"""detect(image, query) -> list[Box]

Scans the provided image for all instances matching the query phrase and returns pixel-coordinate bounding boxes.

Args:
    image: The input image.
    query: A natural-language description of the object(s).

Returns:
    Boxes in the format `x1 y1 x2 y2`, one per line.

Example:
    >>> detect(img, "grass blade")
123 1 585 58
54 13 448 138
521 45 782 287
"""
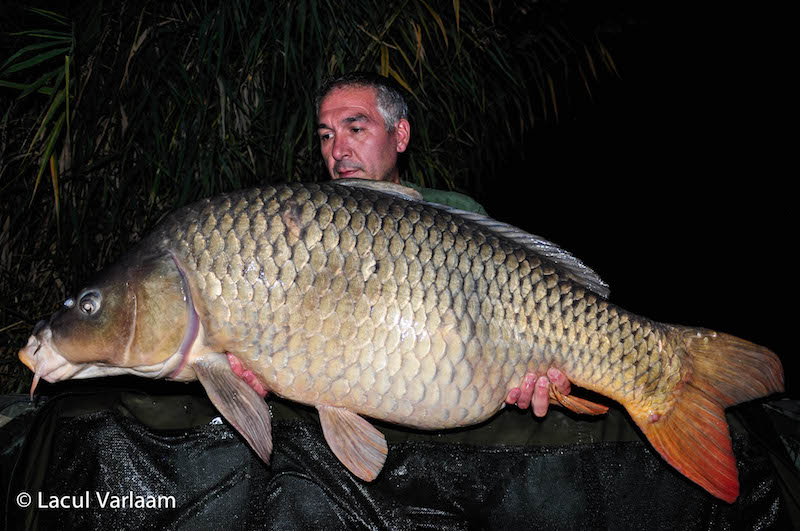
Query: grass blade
1 47 70 75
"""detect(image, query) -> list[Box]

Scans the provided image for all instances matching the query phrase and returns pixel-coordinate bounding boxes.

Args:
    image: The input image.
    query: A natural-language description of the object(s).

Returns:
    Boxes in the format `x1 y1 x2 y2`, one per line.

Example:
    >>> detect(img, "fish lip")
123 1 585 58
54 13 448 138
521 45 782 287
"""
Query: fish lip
19 329 54 398
18 326 81 386
18 334 42 373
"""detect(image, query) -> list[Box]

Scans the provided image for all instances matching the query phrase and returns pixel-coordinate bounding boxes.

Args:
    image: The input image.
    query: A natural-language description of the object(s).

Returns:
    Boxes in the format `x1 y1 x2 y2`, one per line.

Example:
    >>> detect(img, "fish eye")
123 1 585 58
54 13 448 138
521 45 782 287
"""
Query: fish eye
78 291 101 315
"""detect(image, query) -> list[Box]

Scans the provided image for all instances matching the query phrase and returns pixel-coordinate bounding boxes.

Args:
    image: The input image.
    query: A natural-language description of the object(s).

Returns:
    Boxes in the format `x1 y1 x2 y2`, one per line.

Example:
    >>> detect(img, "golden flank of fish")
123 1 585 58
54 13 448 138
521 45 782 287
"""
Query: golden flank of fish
18 180 783 502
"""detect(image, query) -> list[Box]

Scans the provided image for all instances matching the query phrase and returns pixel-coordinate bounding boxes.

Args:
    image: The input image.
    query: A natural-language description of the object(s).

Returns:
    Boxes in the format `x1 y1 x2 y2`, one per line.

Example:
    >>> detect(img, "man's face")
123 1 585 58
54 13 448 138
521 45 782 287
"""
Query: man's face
317 86 410 183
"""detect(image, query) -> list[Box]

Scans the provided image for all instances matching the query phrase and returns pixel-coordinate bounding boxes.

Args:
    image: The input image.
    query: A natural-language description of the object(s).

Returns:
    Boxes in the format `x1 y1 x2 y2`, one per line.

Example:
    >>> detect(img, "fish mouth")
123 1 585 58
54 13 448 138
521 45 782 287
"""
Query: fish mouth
18 325 82 398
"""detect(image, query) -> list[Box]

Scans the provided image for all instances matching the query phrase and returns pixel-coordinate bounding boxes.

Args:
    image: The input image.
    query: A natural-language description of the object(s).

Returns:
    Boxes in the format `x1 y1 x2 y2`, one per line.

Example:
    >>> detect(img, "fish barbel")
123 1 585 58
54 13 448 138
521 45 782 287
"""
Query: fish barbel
18 179 783 502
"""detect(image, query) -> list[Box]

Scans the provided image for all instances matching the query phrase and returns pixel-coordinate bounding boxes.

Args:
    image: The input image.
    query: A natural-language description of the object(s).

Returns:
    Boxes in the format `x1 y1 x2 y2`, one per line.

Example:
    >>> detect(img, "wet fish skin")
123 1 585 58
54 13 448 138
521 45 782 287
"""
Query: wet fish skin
18 180 784 502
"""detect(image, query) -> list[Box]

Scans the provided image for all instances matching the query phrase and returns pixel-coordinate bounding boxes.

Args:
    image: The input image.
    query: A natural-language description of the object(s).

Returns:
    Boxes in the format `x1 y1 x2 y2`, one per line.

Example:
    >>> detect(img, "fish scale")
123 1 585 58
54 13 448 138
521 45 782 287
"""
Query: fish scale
18 179 784 501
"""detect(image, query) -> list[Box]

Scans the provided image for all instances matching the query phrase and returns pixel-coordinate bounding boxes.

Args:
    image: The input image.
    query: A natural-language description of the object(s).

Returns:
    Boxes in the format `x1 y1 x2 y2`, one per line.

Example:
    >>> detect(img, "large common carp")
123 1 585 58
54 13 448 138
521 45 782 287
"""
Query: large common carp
19 180 783 502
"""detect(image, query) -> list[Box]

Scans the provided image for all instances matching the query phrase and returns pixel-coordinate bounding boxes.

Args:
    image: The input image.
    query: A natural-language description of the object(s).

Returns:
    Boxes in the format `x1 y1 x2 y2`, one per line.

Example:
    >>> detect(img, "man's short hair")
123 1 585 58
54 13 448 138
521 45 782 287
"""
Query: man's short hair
316 72 409 132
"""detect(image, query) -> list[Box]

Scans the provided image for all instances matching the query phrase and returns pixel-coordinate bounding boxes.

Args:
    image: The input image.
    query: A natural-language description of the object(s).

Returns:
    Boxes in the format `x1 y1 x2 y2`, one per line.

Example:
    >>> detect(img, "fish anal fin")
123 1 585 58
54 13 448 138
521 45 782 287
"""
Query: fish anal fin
550 385 609 415
193 355 273 464
317 405 387 481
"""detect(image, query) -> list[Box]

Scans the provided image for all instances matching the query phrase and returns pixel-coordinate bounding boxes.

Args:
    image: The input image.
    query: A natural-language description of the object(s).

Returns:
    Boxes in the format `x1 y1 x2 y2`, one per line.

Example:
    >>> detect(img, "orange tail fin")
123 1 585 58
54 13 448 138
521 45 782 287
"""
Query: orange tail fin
631 328 783 503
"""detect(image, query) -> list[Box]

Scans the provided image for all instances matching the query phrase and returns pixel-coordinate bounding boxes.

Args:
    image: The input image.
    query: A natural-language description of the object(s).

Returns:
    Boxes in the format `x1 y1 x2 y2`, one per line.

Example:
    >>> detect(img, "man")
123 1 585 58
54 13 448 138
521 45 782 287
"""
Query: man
315 72 572 416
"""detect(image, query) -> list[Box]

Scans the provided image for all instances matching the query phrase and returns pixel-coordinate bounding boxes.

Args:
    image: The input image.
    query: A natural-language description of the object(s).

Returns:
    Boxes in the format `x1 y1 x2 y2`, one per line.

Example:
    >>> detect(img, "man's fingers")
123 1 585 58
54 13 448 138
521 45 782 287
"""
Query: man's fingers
547 367 571 395
505 388 521 405
532 376 550 417
507 373 536 409
516 373 536 409
507 369 571 415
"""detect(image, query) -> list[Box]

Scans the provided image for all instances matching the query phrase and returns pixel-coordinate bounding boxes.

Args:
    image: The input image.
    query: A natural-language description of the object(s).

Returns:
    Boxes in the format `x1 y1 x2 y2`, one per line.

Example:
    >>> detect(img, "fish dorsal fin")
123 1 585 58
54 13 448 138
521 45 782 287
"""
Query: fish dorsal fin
192 355 273 464
334 178 424 201
317 405 388 481
435 205 610 298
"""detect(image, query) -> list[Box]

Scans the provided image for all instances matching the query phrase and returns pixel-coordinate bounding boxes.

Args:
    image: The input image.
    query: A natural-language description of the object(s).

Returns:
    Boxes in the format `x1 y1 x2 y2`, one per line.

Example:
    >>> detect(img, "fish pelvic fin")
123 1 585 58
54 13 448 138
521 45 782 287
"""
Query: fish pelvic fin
317 405 388 482
193 355 273 465
632 328 784 503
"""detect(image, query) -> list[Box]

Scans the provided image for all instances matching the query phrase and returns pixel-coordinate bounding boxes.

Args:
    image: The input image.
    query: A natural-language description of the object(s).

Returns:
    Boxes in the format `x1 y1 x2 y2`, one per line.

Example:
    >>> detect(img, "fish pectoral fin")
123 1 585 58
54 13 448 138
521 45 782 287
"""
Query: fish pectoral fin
317 405 388 482
549 385 609 415
192 356 273 464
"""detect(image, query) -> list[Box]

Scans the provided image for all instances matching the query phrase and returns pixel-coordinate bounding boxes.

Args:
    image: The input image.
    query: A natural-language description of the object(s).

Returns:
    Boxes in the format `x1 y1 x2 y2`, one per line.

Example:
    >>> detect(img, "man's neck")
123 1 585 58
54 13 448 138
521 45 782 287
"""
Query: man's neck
380 168 400 184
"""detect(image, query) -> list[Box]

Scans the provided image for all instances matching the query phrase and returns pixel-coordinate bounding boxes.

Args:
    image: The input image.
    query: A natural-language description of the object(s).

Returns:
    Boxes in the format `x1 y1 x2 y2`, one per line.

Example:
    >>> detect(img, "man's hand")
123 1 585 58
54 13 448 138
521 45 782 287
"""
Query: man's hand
505 368 571 417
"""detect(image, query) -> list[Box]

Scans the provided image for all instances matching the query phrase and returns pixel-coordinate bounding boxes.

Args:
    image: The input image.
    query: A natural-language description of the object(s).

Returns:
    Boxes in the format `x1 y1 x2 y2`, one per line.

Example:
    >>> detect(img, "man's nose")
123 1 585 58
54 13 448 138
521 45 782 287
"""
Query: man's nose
331 135 350 160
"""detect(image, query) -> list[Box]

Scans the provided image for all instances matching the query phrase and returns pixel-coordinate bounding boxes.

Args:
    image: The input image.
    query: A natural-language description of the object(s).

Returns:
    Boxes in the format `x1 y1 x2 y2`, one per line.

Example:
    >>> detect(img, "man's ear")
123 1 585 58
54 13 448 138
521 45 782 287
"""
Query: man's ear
394 118 411 153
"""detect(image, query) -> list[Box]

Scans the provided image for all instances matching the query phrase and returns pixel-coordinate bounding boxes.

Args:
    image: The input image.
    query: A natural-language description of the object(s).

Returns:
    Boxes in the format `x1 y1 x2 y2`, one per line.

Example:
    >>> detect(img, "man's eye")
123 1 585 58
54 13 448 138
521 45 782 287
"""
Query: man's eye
319 132 332 141
351 127 362 133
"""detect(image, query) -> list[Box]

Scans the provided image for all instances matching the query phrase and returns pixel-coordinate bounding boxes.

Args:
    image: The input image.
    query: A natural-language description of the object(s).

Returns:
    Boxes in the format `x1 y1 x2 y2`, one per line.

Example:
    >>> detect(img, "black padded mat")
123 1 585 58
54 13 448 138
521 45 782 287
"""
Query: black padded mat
2 381 797 530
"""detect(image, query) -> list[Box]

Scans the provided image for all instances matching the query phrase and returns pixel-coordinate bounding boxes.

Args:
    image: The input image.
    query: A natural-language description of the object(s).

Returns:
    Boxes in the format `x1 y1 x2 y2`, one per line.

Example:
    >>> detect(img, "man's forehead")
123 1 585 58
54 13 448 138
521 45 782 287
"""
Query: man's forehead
318 86 383 125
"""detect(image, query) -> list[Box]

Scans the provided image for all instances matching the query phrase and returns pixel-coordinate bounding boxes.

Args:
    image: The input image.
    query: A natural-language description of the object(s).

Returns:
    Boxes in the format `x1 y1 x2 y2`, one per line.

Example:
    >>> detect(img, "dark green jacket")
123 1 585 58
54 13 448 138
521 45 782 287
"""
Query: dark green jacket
400 180 488 215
